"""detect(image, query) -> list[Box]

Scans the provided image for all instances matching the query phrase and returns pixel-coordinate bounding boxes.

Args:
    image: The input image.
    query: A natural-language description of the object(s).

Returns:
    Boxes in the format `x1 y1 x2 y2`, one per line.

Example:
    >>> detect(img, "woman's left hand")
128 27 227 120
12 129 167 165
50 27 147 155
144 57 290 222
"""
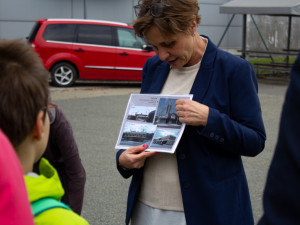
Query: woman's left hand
175 99 209 126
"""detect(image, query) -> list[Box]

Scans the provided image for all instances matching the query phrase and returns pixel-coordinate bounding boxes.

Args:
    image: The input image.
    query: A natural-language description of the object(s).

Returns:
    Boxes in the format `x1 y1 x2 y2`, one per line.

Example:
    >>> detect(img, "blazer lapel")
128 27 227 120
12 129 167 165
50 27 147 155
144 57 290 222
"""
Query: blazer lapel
190 36 217 102
151 62 170 93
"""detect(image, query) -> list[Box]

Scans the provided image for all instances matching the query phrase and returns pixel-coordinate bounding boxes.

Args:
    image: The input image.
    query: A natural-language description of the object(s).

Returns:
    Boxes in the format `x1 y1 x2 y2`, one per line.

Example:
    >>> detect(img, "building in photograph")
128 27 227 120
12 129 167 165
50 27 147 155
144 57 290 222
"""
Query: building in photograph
127 110 155 123
153 135 176 146
122 130 154 143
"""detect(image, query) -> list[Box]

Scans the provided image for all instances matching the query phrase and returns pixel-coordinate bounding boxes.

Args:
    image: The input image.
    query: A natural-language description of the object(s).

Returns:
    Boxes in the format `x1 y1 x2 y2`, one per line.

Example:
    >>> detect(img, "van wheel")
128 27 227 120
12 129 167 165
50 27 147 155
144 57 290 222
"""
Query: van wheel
50 63 77 87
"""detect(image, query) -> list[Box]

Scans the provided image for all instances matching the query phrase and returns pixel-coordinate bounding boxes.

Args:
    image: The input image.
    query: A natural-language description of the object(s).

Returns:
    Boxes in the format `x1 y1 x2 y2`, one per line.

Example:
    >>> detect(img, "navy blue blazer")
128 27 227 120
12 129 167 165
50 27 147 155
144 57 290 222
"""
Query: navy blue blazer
258 54 300 225
117 36 266 225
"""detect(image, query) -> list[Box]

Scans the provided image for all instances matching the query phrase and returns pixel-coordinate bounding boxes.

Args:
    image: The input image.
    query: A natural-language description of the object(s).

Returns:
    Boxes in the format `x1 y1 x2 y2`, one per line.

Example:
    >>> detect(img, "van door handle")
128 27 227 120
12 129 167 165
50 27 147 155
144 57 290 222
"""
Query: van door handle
119 52 128 56
74 48 84 52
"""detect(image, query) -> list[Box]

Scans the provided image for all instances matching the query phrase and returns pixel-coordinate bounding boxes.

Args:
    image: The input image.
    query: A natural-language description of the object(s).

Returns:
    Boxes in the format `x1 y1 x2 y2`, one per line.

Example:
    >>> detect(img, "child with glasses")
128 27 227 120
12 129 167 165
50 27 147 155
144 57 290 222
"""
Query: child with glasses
0 39 89 225
33 104 86 215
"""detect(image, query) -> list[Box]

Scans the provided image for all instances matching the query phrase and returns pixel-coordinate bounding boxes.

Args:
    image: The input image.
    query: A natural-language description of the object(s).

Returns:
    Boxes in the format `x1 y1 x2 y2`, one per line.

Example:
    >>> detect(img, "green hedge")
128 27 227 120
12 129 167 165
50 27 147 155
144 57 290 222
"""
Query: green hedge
248 57 296 65
248 57 296 75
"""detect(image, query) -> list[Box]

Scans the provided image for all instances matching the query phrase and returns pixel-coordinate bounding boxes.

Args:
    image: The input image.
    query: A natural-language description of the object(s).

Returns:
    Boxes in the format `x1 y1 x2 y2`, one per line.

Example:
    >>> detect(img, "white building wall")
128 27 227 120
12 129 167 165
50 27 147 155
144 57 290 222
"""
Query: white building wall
198 1 243 49
0 0 241 49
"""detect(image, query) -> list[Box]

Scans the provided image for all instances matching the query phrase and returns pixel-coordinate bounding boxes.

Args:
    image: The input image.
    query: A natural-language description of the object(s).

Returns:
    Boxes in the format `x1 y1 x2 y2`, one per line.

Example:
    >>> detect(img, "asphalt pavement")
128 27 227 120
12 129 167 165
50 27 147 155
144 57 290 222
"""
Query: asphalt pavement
50 80 288 225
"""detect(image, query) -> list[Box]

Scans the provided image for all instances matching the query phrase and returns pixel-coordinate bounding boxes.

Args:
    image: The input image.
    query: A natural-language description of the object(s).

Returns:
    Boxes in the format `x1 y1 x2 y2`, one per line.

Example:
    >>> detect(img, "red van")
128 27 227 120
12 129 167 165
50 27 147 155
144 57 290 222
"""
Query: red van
27 19 155 87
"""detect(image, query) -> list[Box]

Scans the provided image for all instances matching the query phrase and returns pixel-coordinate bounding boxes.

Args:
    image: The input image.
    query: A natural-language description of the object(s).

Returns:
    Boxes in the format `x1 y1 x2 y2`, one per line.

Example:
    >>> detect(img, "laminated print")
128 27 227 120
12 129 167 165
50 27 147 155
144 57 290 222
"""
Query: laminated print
115 93 193 153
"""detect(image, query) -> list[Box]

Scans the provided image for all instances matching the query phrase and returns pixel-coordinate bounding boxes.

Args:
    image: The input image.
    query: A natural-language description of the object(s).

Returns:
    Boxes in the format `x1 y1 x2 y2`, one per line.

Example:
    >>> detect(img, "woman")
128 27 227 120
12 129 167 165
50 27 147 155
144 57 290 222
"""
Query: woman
116 0 266 224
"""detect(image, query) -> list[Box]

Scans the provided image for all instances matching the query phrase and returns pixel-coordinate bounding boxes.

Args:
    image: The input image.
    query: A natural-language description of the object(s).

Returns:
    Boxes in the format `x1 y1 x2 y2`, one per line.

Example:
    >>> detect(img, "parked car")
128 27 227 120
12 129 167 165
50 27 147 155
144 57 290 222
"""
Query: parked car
27 18 155 87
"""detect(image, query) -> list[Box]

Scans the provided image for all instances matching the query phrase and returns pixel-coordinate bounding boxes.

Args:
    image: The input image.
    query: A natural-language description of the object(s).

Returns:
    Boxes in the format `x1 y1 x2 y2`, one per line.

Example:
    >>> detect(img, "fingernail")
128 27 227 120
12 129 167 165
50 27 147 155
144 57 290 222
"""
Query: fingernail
142 144 147 147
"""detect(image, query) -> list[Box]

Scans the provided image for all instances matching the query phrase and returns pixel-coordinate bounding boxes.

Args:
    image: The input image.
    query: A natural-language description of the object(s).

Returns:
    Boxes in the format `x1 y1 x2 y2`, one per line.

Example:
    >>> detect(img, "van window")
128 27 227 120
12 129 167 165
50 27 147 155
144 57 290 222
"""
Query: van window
77 24 113 46
27 22 42 42
43 24 76 42
117 28 146 48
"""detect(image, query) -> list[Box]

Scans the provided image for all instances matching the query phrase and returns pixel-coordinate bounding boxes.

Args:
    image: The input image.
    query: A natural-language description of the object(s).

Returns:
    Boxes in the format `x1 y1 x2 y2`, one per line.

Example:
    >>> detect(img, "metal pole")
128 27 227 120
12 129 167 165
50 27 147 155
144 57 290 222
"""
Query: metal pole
242 14 247 59
71 0 73 18
132 0 135 20
217 14 235 48
286 15 292 63
250 15 274 62
83 0 87 19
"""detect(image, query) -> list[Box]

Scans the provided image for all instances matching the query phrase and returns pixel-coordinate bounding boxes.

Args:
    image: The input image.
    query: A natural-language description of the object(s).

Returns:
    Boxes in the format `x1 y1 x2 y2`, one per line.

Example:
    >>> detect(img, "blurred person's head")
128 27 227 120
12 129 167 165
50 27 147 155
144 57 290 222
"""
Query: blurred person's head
133 0 204 68
0 39 50 171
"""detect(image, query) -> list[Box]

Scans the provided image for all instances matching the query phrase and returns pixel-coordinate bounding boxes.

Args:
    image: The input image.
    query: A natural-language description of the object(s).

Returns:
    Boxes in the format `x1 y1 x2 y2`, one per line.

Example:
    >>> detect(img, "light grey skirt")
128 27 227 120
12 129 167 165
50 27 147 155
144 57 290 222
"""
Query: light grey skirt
131 201 187 225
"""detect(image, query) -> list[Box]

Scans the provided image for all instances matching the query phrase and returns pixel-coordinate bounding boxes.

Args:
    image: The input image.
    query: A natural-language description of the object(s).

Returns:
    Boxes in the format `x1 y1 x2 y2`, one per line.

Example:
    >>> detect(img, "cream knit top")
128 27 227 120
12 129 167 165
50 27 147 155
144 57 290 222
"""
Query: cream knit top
138 59 202 211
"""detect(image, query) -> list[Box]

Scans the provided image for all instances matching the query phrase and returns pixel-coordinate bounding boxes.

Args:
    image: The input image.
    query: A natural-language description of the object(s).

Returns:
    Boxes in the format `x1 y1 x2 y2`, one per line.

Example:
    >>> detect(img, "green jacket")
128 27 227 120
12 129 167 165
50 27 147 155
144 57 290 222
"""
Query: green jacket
25 158 89 225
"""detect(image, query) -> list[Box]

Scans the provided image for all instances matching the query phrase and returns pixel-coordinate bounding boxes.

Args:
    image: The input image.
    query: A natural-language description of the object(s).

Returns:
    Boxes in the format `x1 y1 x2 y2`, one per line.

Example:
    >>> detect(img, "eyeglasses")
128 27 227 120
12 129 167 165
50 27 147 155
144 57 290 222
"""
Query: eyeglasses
41 103 57 124
134 2 171 18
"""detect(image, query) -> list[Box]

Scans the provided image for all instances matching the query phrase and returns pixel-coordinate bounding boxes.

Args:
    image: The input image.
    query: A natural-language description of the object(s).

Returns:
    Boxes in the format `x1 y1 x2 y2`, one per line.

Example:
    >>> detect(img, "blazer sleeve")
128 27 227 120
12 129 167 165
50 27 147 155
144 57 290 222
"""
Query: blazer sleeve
197 59 266 157
116 149 136 178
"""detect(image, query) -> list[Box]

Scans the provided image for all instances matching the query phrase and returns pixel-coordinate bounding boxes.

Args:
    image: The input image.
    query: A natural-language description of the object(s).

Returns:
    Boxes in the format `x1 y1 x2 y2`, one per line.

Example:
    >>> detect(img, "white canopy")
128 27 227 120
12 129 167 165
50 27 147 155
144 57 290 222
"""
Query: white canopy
220 0 300 16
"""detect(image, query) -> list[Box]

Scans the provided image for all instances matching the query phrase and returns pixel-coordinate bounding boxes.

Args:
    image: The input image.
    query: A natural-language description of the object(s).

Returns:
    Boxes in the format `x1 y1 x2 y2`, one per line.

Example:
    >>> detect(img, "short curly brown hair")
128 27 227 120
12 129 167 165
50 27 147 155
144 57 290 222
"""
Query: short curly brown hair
133 0 201 38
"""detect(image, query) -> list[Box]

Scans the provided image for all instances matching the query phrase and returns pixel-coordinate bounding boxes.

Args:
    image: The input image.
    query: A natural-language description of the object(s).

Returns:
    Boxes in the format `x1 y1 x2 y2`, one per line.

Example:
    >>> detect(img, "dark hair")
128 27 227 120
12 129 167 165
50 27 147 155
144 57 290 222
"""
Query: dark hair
133 0 201 37
0 39 49 147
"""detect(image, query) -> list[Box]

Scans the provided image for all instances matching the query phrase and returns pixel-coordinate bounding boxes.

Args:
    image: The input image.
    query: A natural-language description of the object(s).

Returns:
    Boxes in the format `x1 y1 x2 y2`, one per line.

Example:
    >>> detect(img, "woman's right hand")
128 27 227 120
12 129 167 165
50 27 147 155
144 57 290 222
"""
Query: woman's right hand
118 144 157 169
